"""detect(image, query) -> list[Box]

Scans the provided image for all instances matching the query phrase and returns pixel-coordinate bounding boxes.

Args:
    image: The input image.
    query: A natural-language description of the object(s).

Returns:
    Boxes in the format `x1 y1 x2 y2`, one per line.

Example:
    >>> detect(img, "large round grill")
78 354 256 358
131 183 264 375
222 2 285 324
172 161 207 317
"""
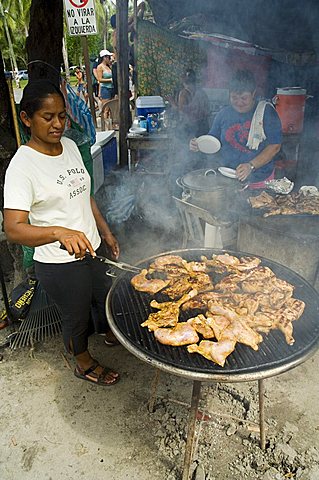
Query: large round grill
106 249 319 381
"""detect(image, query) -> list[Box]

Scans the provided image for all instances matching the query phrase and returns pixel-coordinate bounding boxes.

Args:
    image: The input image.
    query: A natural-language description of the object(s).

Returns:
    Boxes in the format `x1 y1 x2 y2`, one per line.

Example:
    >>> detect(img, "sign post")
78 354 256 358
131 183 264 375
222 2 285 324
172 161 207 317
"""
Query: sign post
64 0 97 126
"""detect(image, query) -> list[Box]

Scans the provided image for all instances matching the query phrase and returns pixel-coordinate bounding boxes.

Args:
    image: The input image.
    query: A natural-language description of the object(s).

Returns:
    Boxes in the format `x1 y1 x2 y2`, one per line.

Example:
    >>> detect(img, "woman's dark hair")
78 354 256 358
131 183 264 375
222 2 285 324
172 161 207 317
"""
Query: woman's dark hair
20 80 65 118
183 69 196 86
229 69 256 94
110 14 116 29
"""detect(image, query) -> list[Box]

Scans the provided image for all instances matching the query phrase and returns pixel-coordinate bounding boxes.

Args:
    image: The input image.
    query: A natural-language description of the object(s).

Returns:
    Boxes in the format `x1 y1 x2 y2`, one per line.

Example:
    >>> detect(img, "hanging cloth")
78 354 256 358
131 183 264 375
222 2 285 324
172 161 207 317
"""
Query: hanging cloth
246 100 275 150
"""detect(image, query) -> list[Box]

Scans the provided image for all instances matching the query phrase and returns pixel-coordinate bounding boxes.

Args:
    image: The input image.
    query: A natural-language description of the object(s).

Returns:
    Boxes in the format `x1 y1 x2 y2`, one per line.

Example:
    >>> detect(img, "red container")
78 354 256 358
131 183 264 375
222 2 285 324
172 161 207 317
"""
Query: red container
273 87 308 134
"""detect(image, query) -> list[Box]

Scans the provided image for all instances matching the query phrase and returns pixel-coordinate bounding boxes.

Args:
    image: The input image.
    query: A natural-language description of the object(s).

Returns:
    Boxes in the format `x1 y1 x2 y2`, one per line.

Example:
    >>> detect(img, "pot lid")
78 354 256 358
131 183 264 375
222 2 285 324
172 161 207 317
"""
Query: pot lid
181 168 237 191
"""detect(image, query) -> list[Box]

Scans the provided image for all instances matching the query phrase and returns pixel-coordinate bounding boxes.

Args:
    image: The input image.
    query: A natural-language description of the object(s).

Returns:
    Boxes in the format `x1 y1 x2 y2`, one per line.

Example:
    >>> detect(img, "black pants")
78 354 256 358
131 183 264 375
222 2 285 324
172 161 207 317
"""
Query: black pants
34 245 112 356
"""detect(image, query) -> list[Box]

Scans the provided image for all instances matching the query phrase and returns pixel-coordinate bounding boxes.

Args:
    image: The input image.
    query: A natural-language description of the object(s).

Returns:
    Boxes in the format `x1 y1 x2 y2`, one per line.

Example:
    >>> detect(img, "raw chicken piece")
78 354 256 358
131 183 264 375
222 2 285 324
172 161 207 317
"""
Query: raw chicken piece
154 322 199 346
131 269 170 294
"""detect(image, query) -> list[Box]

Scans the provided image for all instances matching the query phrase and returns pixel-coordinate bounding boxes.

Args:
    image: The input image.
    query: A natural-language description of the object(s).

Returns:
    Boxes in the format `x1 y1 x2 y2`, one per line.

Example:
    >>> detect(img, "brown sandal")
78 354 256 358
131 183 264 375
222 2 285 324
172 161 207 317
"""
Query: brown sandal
74 360 119 386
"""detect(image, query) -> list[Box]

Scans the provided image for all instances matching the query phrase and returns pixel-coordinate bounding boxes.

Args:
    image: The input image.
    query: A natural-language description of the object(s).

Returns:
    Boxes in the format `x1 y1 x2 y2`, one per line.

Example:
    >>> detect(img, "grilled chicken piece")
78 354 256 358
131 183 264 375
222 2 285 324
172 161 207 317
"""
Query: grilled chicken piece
242 276 294 296
163 272 212 299
202 254 261 274
150 255 186 268
249 191 277 209
215 275 243 292
188 338 237 367
131 269 170 294
284 298 305 321
187 314 215 339
142 290 198 331
244 266 275 282
235 256 261 271
207 304 263 350
246 312 273 332
271 314 295 345
182 292 229 311
154 322 199 346
162 276 194 299
270 298 306 345
184 261 207 273
205 314 230 340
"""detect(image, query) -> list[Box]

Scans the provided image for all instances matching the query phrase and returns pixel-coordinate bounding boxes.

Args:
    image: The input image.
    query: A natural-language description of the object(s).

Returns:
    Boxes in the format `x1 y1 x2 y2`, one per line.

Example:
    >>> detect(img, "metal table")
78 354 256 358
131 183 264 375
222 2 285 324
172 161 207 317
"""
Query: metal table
106 248 319 480
126 132 171 170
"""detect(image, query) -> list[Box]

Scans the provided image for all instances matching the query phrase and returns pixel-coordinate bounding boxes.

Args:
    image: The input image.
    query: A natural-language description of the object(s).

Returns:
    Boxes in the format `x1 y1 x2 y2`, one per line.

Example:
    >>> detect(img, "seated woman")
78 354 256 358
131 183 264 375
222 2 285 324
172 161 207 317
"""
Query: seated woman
190 69 282 188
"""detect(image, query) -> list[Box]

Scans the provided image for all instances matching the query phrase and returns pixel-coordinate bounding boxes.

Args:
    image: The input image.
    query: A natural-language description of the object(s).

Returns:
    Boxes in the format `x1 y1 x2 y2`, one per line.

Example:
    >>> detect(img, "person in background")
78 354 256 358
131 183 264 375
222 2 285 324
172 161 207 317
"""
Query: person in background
175 69 210 140
3 80 120 387
190 69 282 188
96 50 114 106
74 66 88 104
90 55 100 98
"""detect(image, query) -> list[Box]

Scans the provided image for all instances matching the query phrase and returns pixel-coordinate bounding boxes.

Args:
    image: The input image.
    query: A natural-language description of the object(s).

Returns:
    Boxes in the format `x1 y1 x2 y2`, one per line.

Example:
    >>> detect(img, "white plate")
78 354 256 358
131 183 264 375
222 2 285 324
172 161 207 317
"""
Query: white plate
218 167 237 179
197 135 221 154
129 126 147 134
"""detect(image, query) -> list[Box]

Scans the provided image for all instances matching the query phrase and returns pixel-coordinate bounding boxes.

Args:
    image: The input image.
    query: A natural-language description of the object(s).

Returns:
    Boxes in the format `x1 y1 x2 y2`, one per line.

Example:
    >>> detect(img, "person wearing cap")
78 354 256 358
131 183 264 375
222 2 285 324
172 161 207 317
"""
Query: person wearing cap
96 49 114 106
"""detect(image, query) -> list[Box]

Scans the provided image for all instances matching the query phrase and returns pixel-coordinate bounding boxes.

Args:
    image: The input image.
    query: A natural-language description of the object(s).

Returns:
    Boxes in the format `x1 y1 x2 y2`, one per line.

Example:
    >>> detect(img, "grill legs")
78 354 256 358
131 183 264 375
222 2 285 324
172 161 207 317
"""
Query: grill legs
258 378 266 450
182 380 201 480
148 370 267 478
148 368 161 413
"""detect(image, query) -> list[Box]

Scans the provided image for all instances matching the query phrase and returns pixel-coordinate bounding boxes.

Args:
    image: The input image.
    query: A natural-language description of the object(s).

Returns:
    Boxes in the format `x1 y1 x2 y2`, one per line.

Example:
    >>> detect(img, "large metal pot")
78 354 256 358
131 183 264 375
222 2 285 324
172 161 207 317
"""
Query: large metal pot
176 168 238 213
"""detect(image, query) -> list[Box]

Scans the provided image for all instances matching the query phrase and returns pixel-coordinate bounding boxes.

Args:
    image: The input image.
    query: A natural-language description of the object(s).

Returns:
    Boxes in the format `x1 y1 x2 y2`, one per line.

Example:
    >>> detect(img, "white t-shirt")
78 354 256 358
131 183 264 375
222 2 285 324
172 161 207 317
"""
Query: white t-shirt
4 137 101 263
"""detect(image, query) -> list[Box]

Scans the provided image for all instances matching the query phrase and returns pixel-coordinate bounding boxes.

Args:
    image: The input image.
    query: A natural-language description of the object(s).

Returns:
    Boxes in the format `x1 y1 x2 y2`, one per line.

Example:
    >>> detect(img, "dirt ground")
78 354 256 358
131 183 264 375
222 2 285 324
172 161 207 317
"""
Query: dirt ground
1 178 319 480
0 330 318 480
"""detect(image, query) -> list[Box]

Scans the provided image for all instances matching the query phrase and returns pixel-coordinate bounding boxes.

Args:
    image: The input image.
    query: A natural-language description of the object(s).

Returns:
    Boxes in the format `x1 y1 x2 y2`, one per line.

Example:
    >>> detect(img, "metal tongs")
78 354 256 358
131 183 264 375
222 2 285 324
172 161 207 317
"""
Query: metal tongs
59 244 140 276
86 252 141 275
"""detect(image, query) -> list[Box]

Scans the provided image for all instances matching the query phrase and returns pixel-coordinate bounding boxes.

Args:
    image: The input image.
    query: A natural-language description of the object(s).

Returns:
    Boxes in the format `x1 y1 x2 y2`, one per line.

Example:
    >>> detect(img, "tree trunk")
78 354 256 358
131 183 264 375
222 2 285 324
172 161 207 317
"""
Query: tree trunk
0 51 17 210
0 50 21 284
117 0 130 167
26 0 64 86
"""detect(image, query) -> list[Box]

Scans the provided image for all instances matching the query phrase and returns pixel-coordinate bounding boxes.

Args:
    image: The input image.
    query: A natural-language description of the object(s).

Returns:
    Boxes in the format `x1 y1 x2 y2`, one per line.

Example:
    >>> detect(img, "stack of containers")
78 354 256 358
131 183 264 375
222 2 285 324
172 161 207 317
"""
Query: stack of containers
136 96 165 132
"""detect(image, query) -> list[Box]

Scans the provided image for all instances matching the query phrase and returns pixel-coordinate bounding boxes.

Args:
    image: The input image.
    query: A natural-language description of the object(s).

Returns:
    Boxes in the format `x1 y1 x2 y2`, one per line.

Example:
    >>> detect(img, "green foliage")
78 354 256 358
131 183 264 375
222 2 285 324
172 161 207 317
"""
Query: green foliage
0 0 32 68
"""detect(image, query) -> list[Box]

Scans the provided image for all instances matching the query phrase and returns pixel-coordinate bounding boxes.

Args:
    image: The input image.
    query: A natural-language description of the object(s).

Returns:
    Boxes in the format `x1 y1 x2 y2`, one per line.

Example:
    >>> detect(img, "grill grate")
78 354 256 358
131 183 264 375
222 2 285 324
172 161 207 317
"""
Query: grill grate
107 248 319 381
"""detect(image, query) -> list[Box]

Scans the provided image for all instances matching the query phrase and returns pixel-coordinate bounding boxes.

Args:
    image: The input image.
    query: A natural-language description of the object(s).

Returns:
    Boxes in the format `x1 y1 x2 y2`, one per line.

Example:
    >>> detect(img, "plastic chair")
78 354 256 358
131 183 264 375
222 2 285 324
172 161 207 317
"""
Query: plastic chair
172 196 236 248
101 98 120 130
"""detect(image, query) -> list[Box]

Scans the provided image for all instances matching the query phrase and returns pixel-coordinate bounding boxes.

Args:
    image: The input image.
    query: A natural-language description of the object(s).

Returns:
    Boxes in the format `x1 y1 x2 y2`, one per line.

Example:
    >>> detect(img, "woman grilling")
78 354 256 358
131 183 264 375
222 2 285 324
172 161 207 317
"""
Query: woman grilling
4 80 120 387
190 69 282 188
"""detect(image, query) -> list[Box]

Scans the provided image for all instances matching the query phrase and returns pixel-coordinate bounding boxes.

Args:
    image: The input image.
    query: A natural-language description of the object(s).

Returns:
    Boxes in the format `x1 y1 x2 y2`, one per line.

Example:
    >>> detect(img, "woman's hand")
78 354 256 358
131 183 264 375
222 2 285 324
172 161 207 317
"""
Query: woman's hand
102 232 120 260
189 138 199 152
57 228 95 259
236 163 253 182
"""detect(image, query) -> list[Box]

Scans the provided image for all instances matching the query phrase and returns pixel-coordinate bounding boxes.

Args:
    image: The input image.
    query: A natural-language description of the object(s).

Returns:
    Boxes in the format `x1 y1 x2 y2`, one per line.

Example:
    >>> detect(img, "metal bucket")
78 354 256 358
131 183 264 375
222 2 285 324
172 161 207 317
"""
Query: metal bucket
176 168 238 213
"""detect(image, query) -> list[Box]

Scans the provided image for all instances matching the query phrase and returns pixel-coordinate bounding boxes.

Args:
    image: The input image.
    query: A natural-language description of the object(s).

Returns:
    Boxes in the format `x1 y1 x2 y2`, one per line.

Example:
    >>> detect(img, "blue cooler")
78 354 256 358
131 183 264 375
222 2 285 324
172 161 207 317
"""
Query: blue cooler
136 96 165 117
94 131 118 175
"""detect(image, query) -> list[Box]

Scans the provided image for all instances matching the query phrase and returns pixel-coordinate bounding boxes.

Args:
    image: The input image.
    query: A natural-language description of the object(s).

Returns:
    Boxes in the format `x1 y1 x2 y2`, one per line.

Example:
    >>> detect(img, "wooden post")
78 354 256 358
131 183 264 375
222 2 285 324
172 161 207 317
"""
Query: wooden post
81 35 97 128
117 0 130 167
6 76 21 147
133 0 138 99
